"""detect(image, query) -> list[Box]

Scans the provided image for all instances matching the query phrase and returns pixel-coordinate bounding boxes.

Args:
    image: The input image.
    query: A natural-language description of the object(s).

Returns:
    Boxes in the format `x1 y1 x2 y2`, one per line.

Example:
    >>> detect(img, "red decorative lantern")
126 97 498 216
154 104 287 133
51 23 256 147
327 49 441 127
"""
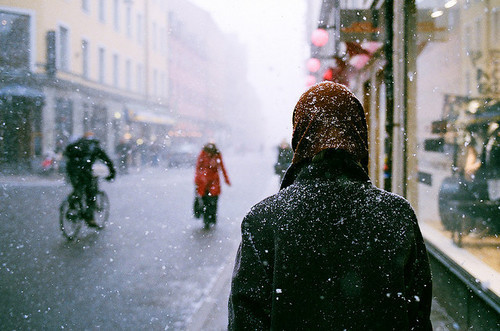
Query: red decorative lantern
306 75 316 87
311 28 328 47
306 58 321 73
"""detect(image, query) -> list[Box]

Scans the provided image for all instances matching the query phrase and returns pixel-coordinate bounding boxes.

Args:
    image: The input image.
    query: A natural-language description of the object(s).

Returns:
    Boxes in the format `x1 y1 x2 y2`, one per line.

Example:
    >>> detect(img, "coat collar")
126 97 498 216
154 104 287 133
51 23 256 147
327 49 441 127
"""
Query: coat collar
280 149 370 190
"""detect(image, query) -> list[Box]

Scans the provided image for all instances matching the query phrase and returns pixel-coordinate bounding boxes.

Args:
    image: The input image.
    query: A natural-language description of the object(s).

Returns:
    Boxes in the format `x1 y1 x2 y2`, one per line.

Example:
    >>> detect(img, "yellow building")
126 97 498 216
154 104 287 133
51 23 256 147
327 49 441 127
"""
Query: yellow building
0 0 172 170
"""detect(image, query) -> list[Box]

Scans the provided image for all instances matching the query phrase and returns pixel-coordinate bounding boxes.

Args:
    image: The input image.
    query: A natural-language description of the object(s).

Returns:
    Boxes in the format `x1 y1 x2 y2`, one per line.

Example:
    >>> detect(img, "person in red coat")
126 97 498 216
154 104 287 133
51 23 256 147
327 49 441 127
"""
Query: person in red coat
194 143 231 228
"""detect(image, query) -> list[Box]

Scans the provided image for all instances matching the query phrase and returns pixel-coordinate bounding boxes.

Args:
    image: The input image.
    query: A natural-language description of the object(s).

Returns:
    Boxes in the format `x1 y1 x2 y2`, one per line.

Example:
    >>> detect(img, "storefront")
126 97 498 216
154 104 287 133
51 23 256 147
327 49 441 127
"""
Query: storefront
0 84 44 171
309 0 499 327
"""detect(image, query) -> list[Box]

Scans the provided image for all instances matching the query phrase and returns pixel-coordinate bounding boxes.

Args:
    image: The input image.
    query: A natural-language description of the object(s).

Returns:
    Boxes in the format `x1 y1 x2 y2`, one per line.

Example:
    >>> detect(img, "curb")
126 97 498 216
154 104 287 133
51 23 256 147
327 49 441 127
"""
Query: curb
185 250 236 331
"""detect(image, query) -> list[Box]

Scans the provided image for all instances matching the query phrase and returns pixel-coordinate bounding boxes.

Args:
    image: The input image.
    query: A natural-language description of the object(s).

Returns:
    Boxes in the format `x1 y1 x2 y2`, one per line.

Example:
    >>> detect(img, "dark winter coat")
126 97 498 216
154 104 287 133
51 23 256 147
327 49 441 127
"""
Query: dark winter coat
64 137 115 181
228 151 432 330
228 82 432 330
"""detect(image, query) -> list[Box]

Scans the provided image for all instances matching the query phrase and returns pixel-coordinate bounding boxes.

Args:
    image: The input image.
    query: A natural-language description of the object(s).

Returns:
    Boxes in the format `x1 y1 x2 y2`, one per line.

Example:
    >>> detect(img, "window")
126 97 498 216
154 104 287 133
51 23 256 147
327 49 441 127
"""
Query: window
55 98 74 148
82 0 90 13
98 47 105 83
492 9 500 44
113 53 119 87
0 11 30 70
113 0 119 31
136 63 143 93
125 59 131 90
415 0 500 304
99 0 106 23
126 5 132 38
82 39 89 78
152 22 157 51
153 69 158 96
475 18 481 51
161 72 167 97
58 26 70 71
137 13 143 44
464 25 472 53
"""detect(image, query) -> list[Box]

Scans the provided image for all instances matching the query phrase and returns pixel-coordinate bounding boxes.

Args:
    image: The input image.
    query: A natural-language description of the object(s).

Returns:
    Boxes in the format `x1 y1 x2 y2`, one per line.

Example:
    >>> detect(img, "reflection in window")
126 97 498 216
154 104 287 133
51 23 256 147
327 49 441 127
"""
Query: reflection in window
0 11 30 71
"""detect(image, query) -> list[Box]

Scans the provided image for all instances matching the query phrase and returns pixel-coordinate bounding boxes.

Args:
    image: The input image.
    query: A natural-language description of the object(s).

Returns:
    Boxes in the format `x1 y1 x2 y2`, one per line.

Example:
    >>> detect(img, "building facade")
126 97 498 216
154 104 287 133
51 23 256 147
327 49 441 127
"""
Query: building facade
0 0 172 171
167 0 263 152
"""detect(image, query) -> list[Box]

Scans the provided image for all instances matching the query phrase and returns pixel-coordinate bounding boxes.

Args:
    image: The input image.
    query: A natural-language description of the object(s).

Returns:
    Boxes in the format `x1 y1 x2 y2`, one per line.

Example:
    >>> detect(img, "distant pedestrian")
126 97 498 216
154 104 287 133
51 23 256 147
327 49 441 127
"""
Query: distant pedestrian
274 140 293 182
194 143 231 229
228 82 432 330
115 138 131 174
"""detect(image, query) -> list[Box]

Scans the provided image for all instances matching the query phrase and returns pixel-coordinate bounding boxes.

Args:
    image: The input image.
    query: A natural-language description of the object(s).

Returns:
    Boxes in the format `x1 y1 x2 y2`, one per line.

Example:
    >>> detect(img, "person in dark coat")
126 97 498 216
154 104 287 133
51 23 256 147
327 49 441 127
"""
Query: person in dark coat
274 140 293 182
115 138 132 174
228 82 432 330
64 132 116 227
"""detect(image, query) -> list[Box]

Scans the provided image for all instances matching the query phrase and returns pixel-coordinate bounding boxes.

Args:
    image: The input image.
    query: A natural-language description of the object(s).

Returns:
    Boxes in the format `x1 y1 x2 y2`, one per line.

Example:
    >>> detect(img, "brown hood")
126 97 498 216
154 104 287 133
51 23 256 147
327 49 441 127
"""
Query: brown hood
291 82 368 171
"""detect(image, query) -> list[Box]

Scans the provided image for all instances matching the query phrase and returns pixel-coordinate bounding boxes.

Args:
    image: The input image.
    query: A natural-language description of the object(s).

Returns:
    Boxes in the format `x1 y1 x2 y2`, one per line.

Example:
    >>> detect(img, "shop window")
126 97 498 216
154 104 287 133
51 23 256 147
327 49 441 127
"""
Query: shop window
416 0 499 296
91 105 108 147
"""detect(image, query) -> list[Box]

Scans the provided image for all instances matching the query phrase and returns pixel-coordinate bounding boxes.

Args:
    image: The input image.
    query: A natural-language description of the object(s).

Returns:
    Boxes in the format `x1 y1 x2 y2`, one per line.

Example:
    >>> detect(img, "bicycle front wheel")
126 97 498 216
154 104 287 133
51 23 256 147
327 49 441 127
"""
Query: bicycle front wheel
60 198 83 240
93 191 110 229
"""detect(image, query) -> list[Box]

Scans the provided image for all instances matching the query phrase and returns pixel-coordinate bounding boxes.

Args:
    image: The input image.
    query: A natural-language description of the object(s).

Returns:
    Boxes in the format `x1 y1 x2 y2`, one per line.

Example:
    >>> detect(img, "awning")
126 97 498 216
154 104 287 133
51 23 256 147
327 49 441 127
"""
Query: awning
131 111 175 125
0 85 45 99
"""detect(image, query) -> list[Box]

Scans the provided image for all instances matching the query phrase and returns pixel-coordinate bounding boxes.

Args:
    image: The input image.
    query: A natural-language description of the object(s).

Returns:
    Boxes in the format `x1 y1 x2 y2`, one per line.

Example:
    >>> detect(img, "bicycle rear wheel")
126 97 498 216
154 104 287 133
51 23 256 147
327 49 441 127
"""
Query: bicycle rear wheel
60 198 83 240
93 191 110 229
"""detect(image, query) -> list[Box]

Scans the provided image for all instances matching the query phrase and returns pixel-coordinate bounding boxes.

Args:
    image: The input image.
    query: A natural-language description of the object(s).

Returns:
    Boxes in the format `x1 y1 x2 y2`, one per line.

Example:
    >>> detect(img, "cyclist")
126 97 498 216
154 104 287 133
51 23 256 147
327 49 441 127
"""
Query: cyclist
63 132 116 227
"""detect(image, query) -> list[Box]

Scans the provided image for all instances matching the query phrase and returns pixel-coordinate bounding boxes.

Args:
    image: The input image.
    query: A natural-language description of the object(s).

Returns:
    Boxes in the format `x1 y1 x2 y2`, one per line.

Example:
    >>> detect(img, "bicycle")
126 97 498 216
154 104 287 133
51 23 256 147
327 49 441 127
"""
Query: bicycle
59 176 110 240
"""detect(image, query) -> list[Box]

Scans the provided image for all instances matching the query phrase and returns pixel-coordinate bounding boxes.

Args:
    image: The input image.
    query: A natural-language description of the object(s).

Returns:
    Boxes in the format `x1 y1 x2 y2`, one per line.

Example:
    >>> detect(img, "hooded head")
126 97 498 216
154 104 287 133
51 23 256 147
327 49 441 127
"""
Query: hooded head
203 142 219 156
291 81 368 171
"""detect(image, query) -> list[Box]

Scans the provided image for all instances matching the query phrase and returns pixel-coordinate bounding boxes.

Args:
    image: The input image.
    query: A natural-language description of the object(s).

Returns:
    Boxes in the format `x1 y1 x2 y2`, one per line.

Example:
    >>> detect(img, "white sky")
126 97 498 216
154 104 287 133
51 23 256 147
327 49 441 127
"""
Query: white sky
189 0 308 145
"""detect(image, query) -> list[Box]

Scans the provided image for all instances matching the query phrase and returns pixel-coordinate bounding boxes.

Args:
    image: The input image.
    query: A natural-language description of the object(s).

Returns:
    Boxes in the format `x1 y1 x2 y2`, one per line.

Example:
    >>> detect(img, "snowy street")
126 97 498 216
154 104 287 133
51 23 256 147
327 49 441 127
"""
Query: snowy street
0 151 278 330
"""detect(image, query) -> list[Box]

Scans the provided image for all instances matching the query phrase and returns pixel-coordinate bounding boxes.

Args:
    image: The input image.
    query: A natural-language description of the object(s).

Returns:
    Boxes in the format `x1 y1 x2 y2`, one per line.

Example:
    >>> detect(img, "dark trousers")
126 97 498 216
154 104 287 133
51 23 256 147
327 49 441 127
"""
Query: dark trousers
68 172 97 222
201 195 218 224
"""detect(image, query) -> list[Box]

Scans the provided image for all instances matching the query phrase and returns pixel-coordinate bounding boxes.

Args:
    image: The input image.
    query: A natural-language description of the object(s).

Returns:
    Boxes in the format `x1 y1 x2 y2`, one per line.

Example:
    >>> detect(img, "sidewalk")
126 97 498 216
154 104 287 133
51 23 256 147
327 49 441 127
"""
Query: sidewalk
187 259 457 331
186 249 236 331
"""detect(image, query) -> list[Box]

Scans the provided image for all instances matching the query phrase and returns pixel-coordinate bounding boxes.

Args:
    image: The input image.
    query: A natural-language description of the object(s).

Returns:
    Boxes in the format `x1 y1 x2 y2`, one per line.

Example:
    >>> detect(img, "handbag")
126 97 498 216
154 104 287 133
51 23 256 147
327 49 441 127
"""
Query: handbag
193 195 203 219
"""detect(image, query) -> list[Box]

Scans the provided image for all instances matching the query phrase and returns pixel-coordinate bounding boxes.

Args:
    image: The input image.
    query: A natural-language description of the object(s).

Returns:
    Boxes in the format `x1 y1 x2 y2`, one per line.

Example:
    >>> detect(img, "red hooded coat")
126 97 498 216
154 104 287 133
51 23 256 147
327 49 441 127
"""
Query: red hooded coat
195 145 230 196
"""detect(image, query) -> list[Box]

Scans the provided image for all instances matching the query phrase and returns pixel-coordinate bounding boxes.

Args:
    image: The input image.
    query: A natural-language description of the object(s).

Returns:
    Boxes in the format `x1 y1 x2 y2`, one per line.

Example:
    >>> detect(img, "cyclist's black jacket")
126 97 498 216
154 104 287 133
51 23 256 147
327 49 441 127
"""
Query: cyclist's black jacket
64 138 115 177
